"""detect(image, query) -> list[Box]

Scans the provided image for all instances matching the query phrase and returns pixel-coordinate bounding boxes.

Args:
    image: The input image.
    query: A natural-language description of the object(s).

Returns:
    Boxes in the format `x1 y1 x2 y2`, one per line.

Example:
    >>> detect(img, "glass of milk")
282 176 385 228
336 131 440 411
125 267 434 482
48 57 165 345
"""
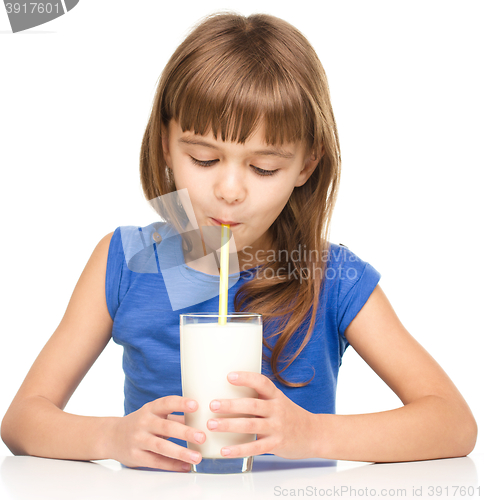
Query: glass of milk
180 312 263 473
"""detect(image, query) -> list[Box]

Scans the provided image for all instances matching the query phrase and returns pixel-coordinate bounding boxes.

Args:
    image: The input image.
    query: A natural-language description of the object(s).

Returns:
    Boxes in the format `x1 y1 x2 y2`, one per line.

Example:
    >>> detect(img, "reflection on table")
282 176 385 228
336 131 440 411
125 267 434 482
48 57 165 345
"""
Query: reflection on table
0 453 481 500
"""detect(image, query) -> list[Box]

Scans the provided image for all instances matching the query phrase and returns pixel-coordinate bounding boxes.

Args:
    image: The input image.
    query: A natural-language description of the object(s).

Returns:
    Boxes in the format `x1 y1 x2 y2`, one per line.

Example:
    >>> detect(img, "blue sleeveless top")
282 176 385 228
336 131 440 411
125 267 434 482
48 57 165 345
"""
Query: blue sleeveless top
105 222 381 448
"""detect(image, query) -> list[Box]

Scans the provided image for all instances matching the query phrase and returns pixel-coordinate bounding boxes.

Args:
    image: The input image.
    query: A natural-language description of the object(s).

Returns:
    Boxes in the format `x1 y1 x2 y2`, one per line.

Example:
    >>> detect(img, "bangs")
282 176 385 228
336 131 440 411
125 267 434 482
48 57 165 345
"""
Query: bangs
163 48 315 149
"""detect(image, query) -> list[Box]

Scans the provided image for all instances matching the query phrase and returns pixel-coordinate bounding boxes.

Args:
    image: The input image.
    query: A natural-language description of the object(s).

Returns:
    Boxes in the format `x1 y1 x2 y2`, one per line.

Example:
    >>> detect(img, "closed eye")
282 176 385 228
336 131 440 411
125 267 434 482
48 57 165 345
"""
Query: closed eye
252 166 279 177
190 156 218 167
190 156 279 177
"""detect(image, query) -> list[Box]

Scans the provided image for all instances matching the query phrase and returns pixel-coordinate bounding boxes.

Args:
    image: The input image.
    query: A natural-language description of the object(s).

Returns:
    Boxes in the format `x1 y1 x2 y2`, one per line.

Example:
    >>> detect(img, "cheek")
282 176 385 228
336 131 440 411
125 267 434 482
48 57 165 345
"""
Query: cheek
170 159 194 191
255 182 294 213
172 169 207 221
172 155 205 187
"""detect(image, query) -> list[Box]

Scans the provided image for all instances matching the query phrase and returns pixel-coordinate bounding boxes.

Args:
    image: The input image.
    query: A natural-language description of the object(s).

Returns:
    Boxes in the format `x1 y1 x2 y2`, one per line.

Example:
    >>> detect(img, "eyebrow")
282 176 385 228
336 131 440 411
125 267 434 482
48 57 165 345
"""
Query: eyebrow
178 137 295 159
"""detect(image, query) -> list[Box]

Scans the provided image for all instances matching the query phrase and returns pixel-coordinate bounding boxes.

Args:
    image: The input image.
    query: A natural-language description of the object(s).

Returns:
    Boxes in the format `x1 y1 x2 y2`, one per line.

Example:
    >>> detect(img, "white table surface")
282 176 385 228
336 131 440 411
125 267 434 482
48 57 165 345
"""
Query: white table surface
1 453 482 500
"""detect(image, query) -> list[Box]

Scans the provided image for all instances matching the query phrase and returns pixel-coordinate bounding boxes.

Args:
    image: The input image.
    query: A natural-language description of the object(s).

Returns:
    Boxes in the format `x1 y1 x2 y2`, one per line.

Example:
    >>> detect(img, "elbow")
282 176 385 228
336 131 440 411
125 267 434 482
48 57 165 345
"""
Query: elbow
448 405 478 458
1 412 14 454
432 395 478 459
460 413 478 457
1 409 25 456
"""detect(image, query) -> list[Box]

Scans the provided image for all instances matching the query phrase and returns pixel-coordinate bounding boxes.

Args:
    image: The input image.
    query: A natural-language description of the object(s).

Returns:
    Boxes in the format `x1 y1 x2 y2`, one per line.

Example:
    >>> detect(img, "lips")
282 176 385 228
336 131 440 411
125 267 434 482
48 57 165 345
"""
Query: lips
210 218 241 226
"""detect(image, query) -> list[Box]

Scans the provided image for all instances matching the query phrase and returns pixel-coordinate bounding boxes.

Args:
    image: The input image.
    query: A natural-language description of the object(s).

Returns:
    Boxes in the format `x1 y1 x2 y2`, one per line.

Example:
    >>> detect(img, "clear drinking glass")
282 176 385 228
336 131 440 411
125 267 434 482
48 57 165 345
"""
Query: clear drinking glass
180 312 263 473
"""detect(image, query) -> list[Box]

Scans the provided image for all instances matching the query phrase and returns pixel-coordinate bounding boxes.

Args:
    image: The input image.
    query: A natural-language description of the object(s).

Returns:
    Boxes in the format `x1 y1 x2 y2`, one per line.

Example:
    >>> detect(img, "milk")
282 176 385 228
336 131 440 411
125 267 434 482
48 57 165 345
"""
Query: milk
180 321 262 458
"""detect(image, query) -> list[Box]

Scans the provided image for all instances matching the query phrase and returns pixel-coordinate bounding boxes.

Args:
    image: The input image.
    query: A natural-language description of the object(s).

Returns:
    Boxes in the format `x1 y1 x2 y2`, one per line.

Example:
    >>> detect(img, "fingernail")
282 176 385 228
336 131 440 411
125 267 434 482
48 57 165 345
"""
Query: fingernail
194 432 204 443
187 400 196 410
210 400 220 410
190 452 200 463
182 463 191 472
207 419 218 430
221 447 231 456
228 372 238 381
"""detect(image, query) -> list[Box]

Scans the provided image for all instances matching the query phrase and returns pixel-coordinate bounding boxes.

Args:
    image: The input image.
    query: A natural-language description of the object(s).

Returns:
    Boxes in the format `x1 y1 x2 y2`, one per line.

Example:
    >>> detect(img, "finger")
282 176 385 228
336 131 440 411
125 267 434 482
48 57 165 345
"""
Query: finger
138 450 193 472
145 435 202 466
219 436 274 459
207 416 265 434
227 372 279 400
151 396 198 417
167 413 185 424
151 418 206 446
210 397 268 417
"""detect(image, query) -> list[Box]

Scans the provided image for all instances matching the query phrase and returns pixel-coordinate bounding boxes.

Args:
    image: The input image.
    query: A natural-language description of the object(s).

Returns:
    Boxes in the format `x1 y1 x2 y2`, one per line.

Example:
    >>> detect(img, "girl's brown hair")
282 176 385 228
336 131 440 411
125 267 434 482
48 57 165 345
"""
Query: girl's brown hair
140 12 341 387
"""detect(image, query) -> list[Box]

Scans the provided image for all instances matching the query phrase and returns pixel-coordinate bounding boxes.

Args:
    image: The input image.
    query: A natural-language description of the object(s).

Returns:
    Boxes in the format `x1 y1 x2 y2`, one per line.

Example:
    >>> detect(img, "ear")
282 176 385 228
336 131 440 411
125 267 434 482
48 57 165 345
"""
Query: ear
294 147 325 187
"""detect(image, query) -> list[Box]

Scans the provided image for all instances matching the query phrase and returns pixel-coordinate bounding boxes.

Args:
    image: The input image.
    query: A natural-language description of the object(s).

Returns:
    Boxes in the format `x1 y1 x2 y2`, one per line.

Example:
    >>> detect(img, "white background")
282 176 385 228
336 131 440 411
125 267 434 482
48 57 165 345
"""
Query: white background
0 0 482 458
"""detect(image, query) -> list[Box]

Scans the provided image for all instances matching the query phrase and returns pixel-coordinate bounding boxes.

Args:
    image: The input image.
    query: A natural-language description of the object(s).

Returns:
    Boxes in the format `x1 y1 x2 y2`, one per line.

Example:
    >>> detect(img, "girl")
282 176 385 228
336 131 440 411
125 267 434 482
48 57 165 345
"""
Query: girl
1 12 477 471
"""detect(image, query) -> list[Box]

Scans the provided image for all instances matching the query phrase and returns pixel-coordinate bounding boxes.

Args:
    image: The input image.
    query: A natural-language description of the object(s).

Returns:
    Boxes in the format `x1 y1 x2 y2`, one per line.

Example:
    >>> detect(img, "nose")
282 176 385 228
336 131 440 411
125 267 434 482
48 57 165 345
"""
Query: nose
214 164 247 204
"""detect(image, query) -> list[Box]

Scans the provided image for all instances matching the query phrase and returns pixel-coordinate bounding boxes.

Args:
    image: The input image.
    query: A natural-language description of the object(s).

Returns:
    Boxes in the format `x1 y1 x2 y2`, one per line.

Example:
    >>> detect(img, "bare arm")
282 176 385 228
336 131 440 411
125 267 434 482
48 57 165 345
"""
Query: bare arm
1 232 116 459
203 285 477 463
1 232 206 470
314 285 478 462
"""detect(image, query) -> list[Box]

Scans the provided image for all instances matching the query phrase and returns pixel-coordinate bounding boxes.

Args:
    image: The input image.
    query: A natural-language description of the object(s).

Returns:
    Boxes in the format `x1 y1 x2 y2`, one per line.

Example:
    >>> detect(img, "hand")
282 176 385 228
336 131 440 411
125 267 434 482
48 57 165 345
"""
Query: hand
206 372 318 460
108 396 206 471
